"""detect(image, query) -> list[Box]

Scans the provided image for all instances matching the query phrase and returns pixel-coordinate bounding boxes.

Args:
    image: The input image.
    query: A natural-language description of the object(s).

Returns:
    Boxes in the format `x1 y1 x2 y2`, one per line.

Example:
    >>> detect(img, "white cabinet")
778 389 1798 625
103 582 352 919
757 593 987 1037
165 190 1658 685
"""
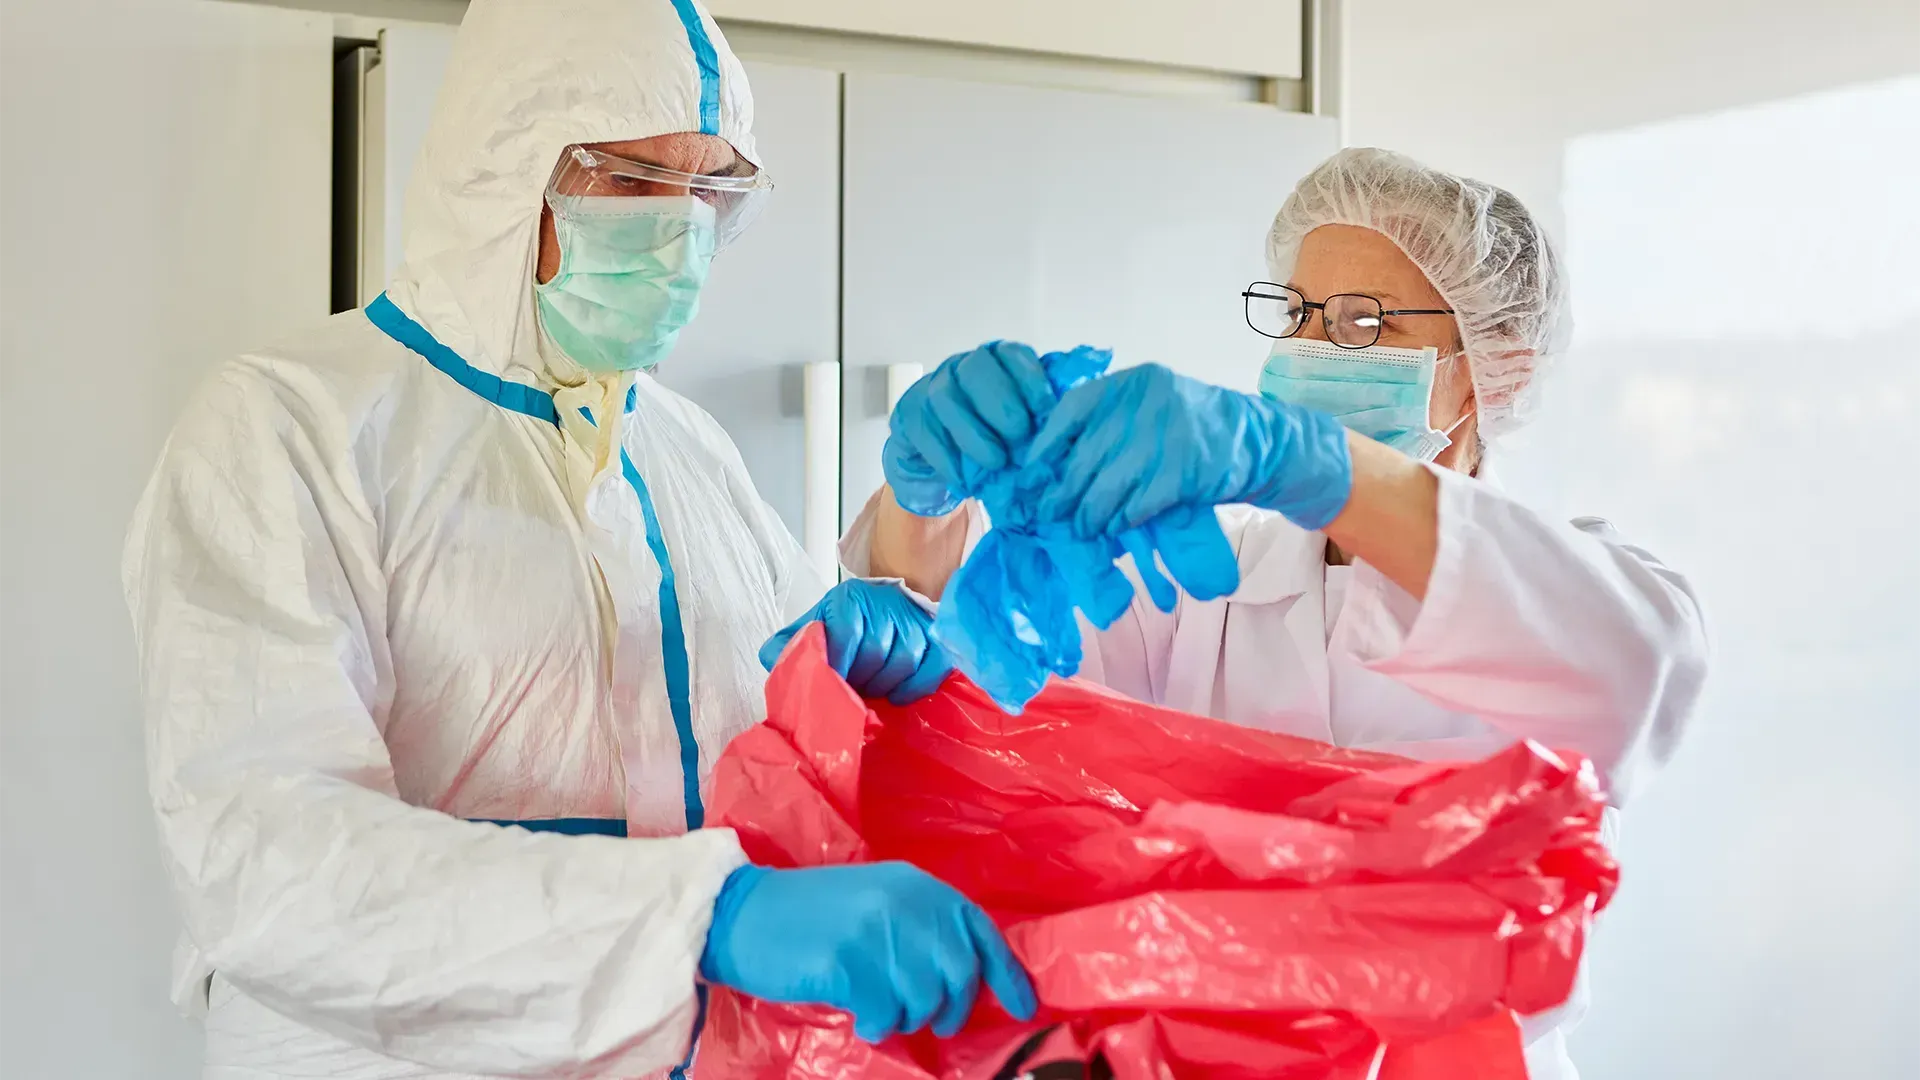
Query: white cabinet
837 73 1338 524
333 21 458 309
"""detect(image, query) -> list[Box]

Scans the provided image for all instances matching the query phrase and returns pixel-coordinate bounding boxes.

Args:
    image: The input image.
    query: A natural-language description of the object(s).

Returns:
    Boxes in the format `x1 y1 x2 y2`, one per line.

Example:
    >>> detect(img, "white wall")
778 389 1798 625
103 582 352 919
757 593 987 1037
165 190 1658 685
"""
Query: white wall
1344 0 1920 238
0 1 333 1077
1346 3 1920 1077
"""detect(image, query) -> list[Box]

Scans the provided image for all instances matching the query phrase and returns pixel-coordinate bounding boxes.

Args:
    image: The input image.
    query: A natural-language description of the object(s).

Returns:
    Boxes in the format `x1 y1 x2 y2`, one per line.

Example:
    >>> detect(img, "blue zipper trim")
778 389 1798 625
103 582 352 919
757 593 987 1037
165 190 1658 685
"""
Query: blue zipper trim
476 818 628 837
364 293 558 424
622 446 704 829
364 293 702 833
668 984 710 1080
667 0 722 136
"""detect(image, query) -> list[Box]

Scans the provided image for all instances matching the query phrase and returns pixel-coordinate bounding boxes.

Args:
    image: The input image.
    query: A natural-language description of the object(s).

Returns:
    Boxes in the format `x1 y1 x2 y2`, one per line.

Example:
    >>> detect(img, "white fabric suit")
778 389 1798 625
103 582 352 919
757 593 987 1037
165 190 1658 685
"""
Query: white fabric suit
843 463 1708 1080
121 1 822 1076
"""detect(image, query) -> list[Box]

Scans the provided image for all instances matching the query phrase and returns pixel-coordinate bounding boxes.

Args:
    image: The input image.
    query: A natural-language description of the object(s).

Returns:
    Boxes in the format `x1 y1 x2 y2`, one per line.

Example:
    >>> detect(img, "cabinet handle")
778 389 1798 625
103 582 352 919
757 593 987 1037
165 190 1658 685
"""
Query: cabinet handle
801 362 841 584
885 362 924 413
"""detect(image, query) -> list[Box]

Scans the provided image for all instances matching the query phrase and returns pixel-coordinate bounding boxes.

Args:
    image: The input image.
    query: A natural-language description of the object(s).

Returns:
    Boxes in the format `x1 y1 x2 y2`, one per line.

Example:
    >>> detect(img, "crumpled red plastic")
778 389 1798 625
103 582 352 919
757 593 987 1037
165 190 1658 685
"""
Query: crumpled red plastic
700 624 1616 1080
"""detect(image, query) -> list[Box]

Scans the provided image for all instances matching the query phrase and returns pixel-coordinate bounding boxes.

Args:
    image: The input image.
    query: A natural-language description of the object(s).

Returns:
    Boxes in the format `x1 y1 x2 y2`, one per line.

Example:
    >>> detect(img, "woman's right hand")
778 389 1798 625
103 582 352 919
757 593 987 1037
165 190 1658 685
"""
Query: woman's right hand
699 863 1038 1043
882 341 1058 516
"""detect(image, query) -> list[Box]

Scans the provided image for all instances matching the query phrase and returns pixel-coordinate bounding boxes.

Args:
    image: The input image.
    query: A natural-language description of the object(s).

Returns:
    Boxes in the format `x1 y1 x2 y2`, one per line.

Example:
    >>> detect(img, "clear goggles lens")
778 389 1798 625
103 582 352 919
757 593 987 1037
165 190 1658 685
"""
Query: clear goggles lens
545 144 772 250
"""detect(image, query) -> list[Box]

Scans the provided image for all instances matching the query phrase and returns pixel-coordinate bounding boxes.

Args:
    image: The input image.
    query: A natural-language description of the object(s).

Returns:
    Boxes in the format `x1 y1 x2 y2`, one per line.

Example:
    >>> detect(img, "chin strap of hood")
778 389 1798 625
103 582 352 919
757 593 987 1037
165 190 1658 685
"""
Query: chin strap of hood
556 372 637 480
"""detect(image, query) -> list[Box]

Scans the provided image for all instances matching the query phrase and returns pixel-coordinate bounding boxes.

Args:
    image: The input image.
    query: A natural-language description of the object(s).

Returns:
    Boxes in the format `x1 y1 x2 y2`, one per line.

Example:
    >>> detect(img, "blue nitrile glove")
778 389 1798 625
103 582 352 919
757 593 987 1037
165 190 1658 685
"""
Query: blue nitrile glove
1025 363 1354 537
759 579 956 706
700 863 1039 1043
888 345 1243 714
883 341 1059 516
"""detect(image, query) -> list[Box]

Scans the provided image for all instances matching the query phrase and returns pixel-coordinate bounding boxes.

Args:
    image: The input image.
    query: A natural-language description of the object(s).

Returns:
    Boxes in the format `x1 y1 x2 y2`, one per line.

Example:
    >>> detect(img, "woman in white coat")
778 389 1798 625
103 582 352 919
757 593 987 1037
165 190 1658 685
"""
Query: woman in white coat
851 147 1710 1079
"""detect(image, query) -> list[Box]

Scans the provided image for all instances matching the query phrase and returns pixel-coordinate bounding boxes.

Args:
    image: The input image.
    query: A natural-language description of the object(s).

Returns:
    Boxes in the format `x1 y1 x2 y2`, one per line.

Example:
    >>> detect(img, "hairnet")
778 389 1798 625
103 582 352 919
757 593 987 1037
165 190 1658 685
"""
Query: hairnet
1266 147 1571 438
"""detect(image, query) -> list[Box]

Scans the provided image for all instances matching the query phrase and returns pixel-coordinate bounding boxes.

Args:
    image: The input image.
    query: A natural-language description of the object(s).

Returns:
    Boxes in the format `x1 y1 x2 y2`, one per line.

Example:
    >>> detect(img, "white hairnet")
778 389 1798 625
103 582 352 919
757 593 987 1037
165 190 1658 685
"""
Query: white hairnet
1266 147 1571 438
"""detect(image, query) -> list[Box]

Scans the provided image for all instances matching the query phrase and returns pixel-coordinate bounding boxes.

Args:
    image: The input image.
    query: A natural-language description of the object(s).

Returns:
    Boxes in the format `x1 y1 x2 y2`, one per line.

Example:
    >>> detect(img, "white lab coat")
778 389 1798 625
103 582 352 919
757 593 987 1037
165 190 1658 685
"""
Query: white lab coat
122 2 822 1077
843 463 1708 1079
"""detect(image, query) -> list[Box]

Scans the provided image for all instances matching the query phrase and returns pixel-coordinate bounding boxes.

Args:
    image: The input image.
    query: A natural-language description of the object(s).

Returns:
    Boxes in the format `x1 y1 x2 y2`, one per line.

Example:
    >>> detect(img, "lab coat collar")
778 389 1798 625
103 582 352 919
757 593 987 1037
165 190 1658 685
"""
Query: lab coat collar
1221 505 1325 605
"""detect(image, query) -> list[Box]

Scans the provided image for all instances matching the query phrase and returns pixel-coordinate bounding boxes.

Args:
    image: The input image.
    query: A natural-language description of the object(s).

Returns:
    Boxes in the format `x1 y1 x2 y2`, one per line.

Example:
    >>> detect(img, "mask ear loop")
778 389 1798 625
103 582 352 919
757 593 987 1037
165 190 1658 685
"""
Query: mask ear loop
1439 350 1476 440
1418 352 1475 462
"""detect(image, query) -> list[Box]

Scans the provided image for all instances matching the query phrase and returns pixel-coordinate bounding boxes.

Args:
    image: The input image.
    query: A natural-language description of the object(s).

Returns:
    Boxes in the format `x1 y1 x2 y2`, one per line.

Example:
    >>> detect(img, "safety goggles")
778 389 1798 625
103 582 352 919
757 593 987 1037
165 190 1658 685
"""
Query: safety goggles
545 144 772 250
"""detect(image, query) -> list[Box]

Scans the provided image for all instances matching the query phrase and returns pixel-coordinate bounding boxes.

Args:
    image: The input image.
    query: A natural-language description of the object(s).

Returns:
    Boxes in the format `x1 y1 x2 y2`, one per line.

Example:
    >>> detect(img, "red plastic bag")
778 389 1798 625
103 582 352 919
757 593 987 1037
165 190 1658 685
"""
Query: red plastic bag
701 625 1616 1079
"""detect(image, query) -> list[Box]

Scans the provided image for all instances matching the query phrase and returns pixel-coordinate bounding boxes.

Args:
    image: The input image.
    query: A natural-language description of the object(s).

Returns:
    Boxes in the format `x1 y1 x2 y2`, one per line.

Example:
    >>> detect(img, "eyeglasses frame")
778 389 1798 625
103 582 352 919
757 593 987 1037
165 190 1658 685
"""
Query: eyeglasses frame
1241 281 1455 350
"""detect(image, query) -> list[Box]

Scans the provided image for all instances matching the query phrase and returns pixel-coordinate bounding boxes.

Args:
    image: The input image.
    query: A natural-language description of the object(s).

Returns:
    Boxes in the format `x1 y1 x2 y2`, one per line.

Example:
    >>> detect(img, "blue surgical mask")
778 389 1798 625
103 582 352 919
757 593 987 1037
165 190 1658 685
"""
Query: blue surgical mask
535 194 716 375
1258 338 1467 462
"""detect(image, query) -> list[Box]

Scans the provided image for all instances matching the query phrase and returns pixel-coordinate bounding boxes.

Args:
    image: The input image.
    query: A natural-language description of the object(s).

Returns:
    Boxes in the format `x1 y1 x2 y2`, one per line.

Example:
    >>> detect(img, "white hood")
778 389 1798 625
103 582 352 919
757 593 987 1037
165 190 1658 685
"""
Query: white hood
385 0 756 389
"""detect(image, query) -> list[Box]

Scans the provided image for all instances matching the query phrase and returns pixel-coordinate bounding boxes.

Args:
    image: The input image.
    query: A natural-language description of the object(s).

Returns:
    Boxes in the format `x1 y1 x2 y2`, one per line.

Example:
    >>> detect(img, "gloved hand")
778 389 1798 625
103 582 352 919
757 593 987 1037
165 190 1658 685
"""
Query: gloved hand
759 579 955 705
700 862 1039 1042
883 341 1059 516
1024 363 1354 537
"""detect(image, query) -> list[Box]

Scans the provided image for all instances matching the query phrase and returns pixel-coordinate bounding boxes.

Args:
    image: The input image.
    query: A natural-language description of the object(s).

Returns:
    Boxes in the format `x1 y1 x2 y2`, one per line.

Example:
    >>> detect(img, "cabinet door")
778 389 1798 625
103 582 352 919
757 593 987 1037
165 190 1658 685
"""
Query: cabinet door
358 42 842 570
371 21 459 289
839 73 1338 524
332 19 460 308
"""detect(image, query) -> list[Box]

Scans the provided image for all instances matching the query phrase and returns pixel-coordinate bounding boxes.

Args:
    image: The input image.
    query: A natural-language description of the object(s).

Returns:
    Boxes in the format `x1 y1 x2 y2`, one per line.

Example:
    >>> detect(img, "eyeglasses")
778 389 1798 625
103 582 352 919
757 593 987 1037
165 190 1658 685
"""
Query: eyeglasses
1241 281 1454 349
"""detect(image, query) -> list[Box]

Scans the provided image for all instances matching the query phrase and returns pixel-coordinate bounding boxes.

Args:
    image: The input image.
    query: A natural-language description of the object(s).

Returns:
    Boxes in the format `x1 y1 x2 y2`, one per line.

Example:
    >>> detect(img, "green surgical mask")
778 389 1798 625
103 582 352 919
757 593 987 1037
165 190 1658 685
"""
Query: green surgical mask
535 194 716 374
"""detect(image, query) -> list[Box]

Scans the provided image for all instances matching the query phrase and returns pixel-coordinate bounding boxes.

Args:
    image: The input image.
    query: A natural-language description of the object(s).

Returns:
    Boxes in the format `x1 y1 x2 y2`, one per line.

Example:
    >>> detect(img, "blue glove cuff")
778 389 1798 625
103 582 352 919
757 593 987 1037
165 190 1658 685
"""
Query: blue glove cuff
1243 402 1354 532
699 863 771 984
882 432 966 517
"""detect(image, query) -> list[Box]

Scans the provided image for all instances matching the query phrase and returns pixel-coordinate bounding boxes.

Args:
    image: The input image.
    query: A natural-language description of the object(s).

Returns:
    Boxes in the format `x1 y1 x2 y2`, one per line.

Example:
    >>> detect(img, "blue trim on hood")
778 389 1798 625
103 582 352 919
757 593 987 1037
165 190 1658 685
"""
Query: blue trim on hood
363 293 560 425
668 0 722 136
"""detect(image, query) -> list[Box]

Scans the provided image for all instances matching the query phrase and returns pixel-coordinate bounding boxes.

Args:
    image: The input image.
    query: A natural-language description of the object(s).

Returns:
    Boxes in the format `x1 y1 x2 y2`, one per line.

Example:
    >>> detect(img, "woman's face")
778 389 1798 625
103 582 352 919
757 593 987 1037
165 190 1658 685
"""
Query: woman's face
1287 224 1478 473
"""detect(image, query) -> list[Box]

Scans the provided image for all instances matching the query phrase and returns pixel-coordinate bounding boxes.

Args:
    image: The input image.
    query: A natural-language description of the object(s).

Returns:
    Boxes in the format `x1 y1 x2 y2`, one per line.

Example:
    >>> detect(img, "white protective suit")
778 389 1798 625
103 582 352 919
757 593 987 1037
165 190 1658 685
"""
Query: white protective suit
841 464 1708 1080
122 2 824 1077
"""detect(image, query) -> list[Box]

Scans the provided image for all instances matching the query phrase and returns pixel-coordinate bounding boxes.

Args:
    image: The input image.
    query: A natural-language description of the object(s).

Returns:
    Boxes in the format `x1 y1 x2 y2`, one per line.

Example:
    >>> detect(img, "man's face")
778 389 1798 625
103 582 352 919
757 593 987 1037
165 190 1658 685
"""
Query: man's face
536 133 743 285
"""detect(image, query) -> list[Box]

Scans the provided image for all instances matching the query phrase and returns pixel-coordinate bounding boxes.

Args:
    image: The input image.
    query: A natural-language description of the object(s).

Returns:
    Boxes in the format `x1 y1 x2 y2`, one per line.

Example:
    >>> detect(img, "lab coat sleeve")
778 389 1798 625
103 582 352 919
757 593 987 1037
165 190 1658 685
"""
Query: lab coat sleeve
123 366 746 1078
1340 465 1708 805
836 485 988 607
